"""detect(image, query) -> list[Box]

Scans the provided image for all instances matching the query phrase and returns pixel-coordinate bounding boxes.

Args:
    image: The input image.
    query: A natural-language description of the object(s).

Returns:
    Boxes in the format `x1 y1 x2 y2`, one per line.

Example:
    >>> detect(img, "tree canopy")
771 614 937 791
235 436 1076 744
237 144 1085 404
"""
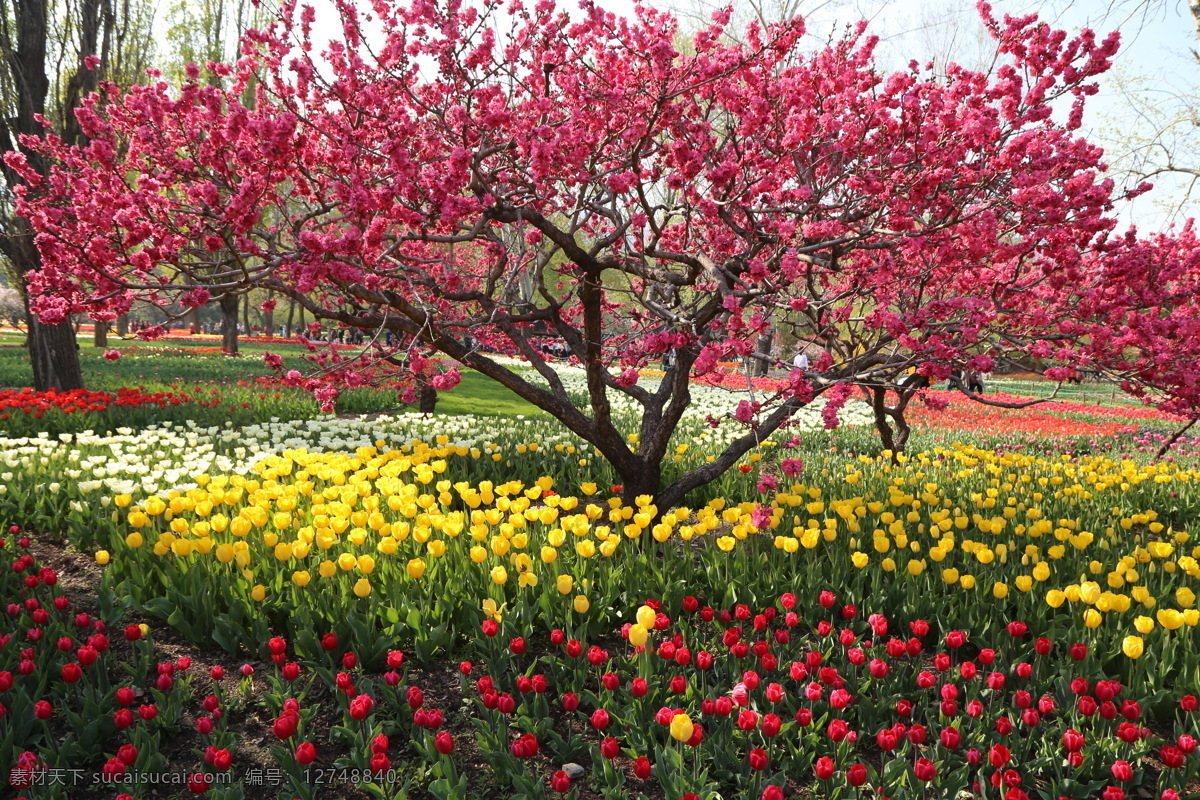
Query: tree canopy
11 0 1192 504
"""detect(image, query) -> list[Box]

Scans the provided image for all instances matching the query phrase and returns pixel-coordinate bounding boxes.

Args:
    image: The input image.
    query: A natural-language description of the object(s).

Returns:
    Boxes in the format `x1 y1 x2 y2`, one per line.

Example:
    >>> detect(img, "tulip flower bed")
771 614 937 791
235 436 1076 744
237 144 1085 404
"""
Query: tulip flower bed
4 520 1199 800
3 354 1200 797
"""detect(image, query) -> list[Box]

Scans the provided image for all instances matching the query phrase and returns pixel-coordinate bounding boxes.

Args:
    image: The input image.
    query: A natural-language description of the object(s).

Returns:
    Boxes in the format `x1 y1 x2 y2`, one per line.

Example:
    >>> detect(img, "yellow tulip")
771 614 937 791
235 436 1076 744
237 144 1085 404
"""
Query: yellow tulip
573 595 590 614
669 713 694 742
636 605 656 629
407 558 426 579
490 566 508 585
1157 609 1185 631
557 575 574 595
95 550 111 565
628 624 649 647
251 585 266 602
1121 635 1143 659
353 578 371 597
292 571 311 587
1134 615 1155 634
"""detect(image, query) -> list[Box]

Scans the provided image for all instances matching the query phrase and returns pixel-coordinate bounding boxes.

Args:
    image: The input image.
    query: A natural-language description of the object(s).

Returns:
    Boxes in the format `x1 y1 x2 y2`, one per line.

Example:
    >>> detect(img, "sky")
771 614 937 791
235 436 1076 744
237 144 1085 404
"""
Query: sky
297 0 1200 232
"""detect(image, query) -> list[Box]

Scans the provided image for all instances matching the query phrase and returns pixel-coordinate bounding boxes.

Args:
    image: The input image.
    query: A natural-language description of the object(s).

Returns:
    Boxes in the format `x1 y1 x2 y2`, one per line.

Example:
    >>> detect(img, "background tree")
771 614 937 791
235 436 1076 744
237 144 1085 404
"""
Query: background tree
1072 225 1200 456
14 0 1154 507
0 0 155 388
162 0 270 354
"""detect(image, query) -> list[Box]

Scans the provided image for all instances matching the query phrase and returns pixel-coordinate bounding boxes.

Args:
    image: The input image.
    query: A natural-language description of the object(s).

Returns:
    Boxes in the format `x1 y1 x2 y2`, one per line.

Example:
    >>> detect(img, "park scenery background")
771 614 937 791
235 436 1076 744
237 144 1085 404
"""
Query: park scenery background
3 0 1200 799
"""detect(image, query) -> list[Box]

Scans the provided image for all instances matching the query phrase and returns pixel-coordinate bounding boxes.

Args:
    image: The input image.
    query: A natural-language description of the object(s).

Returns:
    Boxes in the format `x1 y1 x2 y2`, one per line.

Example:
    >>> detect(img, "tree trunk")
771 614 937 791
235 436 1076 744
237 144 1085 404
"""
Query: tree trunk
93 320 107 347
116 314 128 337
242 293 251 335
417 385 437 414
620 456 662 508
188 306 201 334
219 294 240 355
754 328 774 377
285 297 295 337
871 388 898 455
27 310 84 391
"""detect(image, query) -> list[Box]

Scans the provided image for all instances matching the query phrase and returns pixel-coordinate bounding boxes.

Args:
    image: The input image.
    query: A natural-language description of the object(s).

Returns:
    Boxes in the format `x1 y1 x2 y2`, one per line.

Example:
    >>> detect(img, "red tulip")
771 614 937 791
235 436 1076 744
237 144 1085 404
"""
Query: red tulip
914 757 937 782
748 747 769 771
1160 746 1185 769
940 726 961 749
633 756 652 780
295 742 317 764
435 731 454 754
814 755 835 780
550 770 571 793
600 737 620 759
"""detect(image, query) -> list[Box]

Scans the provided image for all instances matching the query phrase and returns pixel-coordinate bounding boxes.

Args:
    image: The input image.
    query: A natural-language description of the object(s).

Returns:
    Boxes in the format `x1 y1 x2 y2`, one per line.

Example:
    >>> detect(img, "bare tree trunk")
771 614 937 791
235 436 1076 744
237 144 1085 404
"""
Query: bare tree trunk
284 297 295 337
242 292 251 335
93 320 107 347
219 294 240 355
116 314 128 337
189 306 201 334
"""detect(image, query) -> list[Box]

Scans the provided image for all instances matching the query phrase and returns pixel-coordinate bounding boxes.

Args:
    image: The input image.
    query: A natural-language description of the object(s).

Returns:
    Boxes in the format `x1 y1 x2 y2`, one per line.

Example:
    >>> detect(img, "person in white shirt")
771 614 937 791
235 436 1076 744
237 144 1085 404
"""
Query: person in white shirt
793 351 809 370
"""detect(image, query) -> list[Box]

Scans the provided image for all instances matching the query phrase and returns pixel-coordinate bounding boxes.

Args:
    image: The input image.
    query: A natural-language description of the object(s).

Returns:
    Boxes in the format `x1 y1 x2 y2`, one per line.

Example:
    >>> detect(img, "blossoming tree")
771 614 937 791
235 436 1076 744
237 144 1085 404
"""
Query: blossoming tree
12 0 1143 506
1071 225 1200 455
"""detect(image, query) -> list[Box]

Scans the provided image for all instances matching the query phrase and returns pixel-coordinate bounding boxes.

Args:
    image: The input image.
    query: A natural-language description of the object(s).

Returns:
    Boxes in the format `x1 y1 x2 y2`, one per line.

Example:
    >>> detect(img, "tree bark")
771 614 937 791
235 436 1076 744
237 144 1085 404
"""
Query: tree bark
219 294 240 355
116 314 128 337
753 328 774 377
93 320 107 347
285 297 295 337
871 387 898 455
242 292 251 335
26 308 83 391
417 385 437 414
